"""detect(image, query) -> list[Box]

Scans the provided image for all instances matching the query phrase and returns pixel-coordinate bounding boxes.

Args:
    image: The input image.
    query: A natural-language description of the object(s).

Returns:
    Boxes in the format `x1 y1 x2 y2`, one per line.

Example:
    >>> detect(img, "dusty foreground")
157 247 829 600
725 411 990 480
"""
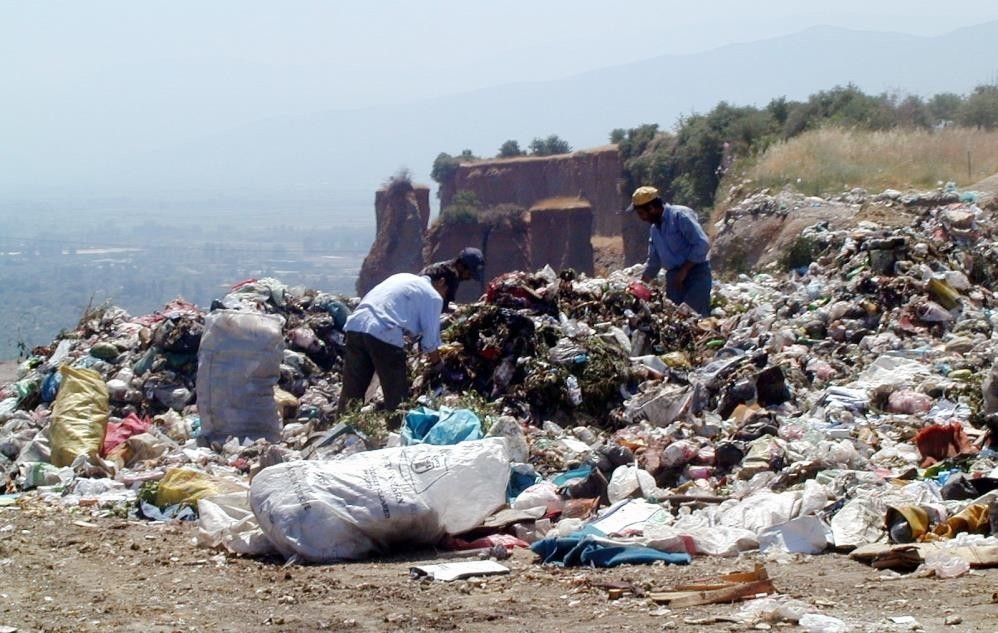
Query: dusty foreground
1 505 994 633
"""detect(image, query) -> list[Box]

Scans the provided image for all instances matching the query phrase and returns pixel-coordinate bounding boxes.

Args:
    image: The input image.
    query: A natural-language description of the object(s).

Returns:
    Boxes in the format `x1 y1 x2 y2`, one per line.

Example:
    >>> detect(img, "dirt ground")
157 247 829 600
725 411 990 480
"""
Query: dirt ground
1 503 995 633
0 362 17 386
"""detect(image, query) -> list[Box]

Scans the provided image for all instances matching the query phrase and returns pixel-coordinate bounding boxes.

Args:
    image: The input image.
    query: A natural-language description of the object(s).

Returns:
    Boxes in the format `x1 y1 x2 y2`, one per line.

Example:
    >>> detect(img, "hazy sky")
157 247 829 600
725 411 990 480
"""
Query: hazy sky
5 0 998 107
2 1 997 200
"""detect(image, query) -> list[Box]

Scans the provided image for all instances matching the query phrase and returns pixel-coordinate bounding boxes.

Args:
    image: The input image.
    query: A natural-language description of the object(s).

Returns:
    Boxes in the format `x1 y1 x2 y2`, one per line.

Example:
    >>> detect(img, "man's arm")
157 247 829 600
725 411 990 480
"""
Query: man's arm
676 209 710 263
671 260 696 290
641 232 662 283
417 291 443 354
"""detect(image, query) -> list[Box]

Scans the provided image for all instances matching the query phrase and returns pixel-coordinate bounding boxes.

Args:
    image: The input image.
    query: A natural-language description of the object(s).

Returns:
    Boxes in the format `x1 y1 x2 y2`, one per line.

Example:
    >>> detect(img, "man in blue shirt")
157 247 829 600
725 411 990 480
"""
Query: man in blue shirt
420 246 486 312
338 269 456 420
628 186 713 316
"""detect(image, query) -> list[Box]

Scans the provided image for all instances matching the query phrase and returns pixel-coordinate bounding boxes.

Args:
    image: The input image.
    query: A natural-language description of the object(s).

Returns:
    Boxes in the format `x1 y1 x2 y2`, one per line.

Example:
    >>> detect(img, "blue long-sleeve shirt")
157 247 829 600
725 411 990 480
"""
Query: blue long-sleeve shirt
642 204 711 279
344 273 443 352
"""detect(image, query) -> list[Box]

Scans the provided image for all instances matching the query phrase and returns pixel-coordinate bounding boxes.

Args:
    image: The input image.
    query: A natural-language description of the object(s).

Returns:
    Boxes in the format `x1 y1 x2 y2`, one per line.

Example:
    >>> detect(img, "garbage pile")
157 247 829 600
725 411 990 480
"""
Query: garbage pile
1 188 997 575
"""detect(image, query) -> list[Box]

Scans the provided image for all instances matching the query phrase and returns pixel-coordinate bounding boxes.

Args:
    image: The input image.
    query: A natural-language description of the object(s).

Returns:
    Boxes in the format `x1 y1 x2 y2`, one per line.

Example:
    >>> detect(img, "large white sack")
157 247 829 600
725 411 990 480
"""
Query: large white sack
250 438 510 562
196 310 284 444
197 490 277 556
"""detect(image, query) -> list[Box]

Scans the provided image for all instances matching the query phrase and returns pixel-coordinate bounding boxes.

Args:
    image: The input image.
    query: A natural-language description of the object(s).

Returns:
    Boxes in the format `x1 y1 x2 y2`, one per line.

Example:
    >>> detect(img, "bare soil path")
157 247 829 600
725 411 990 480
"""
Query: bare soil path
1 504 995 633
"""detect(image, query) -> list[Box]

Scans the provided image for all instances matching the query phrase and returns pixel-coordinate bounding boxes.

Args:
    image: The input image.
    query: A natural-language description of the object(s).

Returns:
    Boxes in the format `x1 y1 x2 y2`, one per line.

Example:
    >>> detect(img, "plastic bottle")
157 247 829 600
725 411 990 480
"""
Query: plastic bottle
565 376 582 406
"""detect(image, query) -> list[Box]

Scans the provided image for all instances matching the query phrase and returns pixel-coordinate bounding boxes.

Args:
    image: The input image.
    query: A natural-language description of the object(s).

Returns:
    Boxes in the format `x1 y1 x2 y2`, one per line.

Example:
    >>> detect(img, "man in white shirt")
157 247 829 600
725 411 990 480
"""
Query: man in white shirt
337 269 455 420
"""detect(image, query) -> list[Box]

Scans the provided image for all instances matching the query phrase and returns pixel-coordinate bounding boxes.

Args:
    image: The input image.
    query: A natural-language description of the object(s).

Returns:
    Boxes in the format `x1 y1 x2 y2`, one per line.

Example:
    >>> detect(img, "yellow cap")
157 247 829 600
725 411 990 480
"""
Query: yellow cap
631 186 660 208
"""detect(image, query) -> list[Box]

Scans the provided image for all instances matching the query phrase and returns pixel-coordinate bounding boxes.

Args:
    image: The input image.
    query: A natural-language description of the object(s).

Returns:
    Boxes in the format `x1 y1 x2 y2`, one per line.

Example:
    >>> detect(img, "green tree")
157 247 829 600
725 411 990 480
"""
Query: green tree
497 140 525 158
928 92 963 126
430 149 478 185
529 134 572 156
430 152 459 185
609 128 627 143
766 97 792 127
893 94 931 128
438 191 481 225
958 85 998 129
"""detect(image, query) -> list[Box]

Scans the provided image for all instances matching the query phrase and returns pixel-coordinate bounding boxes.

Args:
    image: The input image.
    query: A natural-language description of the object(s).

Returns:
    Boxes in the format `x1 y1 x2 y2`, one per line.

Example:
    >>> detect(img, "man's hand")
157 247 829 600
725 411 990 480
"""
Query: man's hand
422 351 445 379
671 268 688 291
671 261 695 292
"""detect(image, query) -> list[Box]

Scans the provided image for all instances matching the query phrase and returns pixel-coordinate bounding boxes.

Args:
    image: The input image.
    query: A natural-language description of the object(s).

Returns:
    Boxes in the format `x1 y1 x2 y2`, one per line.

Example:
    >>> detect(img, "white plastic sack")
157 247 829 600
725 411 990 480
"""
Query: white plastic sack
853 355 931 391
197 490 277 556
623 385 694 426
758 516 831 554
607 464 657 504
646 512 758 556
250 438 510 562
487 416 528 463
830 497 885 548
512 482 563 513
718 490 801 533
196 310 284 444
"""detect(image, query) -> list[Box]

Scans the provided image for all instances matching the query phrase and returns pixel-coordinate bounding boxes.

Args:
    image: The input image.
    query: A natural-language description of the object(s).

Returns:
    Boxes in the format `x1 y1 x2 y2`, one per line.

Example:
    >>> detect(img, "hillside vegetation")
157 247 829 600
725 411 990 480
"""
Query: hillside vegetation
615 84 998 212
741 126 998 195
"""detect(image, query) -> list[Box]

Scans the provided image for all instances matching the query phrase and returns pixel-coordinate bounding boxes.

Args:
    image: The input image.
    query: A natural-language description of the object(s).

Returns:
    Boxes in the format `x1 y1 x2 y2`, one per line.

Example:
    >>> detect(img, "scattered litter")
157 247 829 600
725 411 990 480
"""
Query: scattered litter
409 560 510 581
0 185 995 580
649 565 776 607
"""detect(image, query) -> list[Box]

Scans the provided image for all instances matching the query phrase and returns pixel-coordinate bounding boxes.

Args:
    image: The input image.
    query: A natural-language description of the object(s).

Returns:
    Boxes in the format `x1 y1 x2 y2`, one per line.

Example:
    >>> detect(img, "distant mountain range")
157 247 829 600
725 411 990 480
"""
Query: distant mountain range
6 21 998 201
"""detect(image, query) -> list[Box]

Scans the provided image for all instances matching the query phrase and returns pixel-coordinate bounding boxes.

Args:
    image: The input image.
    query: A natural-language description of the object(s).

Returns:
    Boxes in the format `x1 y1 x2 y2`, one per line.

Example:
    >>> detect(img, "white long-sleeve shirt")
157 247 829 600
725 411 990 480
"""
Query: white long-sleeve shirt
344 273 443 352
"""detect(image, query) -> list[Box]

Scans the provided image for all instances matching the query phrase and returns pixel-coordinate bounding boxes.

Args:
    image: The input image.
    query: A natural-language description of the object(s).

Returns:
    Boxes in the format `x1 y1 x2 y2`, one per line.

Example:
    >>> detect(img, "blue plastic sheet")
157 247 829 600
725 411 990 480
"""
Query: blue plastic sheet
314 295 351 330
531 531 691 567
41 371 62 402
507 463 541 502
402 406 483 446
551 464 592 488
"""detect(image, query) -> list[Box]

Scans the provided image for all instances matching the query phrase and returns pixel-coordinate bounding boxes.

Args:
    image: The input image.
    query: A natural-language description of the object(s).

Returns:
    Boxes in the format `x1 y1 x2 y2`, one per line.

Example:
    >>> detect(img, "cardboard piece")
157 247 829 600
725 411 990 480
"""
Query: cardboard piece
409 560 510 582
648 564 776 607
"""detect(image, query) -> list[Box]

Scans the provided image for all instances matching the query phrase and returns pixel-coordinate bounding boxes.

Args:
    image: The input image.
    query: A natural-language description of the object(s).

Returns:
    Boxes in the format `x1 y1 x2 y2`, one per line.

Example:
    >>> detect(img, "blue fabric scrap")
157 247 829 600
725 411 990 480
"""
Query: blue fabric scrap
531 532 691 568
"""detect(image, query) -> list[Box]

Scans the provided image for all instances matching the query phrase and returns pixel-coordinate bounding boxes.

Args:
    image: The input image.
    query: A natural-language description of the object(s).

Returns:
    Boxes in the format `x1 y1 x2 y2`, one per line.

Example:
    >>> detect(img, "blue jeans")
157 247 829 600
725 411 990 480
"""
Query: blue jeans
666 261 712 316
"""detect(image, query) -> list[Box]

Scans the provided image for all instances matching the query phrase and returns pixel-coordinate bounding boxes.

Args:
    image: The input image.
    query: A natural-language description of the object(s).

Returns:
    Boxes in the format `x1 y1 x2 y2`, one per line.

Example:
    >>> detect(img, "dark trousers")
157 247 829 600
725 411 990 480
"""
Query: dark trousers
665 261 712 316
338 331 409 415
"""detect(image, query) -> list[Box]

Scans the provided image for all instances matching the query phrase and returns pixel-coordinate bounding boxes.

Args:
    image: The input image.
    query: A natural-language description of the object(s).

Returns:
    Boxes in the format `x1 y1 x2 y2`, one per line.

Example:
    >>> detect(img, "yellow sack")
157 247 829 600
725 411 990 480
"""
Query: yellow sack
49 366 109 467
156 468 225 507
928 503 991 540
926 278 960 309
273 386 299 420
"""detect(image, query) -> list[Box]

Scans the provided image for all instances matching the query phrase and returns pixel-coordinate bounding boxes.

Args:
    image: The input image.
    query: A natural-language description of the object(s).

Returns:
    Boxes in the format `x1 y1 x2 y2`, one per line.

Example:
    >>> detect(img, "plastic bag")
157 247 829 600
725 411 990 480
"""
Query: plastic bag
402 407 483 446
197 490 277 556
250 438 510 562
737 596 811 624
512 481 563 513
887 390 933 415
921 550 970 578
40 371 62 402
487 416 528 463
758 516 831 554
49 366 109 467
196 310 284 444
799 613 849 633
549 338 586 365
607 464 656 504
661 439 699 468
101 413 152 457
830 496 885 548
156 467 235 508
16 462 67 489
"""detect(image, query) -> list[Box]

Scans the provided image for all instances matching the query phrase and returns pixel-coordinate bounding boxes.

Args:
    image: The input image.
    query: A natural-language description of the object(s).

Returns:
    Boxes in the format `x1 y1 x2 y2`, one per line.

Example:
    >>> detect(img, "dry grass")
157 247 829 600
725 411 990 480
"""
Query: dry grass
743 127 998 195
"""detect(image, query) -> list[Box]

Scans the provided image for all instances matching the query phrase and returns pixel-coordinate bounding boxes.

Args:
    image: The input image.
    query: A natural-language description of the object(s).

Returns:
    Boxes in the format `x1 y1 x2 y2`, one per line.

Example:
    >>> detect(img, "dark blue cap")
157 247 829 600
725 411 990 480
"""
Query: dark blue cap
458 247 485 281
